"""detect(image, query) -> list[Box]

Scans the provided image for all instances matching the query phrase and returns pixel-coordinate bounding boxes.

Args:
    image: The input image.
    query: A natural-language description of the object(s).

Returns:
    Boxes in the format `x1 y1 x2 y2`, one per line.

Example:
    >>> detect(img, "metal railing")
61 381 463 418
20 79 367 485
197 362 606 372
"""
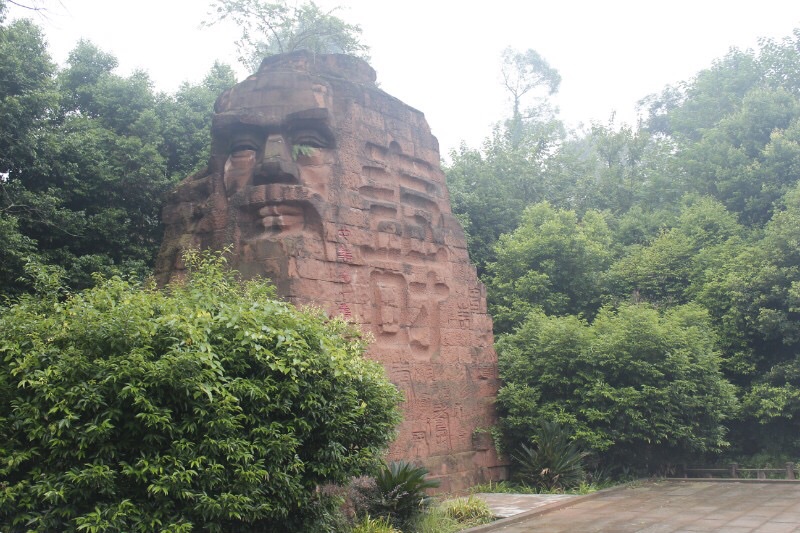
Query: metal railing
679 462 796 480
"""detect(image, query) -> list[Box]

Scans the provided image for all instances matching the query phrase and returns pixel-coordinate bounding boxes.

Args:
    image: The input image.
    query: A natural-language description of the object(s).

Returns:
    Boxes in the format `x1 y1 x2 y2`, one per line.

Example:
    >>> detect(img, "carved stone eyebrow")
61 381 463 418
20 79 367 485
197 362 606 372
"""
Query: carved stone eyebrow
286 108 330 122
285 116 335 148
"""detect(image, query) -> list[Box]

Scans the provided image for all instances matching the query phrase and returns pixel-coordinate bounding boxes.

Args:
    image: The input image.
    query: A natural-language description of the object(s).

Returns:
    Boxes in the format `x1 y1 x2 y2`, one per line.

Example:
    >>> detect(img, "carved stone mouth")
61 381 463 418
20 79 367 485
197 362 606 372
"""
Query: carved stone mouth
236 185 321 235
258 203 305 232
240 183 316 208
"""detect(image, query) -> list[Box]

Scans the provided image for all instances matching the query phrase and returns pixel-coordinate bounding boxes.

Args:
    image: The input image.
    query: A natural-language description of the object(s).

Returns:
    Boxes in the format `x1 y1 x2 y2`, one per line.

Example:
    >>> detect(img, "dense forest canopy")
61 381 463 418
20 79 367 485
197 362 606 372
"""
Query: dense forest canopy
447 30 800 464
2 0 800 472
0 0 236 295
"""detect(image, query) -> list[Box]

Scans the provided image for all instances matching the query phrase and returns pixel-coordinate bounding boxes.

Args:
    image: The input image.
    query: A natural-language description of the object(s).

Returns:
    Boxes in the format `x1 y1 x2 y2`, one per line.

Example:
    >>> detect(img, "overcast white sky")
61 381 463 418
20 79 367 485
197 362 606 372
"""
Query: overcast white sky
8 0 800 155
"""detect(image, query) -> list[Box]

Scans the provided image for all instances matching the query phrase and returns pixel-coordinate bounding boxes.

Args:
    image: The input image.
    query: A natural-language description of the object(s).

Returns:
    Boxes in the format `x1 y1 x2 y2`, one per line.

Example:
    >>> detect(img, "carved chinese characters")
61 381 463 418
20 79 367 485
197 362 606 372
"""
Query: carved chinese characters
155 52 503 491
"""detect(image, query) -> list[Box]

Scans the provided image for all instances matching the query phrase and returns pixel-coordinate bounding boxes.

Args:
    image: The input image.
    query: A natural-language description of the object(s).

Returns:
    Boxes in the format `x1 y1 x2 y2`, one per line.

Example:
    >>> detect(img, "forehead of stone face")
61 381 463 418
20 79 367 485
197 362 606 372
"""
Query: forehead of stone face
213 52 377 129
215 72 330 129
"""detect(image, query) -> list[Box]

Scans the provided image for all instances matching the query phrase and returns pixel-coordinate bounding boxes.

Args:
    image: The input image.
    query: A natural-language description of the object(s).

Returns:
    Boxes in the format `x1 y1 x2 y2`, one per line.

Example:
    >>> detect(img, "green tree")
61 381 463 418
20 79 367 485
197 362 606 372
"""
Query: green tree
0 7 58 295
0 8 56 176
0 212 38 295
0 20 232 297
687 183 800 454
500 47 560 117
157 62 237 180
641 35 800 225
640 48 763 140
552 122 683 215
678 87 800 223
0 251 401 531
487 202 613 332
1 37 170 292
606 196 745 305
496 304 738 470
445 47 565 274
445 119 565 274
206 0 369 70
27 40 172 286
500 47 561 148
611 205 677 248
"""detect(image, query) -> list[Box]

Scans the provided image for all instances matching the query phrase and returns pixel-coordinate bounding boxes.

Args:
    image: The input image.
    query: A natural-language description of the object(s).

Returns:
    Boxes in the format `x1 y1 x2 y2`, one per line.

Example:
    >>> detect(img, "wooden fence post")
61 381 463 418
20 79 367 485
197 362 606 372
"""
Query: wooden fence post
729 463 738 479
786 462 796 480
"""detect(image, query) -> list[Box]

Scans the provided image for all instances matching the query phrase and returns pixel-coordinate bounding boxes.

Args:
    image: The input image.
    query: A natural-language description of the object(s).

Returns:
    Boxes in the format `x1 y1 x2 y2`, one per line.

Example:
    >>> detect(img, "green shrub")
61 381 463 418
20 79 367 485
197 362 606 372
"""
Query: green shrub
440 495 494 525
351 515 402 533
407 506 461 533
344 475 380 520
497 304 738 470
470 480 541 494
511 420 589 491
406 498 494 533
0 250 402 531
291 485 352 533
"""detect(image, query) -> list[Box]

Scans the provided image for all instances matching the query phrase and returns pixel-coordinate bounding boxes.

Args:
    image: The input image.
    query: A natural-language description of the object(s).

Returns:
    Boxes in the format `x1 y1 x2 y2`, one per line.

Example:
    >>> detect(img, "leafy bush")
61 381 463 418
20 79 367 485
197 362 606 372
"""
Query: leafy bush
292 485 352 533
0 250 402 532
343 475 381 520
497 303 738 470
511 420 589 490
355 461 440 529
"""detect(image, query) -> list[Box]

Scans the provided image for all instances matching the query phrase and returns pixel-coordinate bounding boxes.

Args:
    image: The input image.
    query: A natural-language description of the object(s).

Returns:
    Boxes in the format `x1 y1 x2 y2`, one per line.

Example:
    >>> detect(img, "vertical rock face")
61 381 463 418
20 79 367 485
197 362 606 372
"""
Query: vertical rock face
155 51 503 490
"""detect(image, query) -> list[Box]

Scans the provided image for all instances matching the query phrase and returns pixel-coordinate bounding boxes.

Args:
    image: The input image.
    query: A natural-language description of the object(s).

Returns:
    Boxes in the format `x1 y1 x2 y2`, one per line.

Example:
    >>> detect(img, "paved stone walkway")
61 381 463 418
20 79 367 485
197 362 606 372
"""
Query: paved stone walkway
465 480 800 532
474 493 577 518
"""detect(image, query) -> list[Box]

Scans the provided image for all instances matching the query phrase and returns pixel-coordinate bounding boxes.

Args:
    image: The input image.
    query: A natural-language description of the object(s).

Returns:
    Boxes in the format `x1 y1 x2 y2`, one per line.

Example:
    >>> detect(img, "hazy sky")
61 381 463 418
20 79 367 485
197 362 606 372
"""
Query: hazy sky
9 0 800 154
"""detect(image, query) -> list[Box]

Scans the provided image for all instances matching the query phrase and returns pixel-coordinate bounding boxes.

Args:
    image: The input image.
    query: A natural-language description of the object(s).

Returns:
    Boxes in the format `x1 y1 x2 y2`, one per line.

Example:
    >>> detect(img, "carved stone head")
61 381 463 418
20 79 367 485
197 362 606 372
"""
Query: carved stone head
156 51 504 491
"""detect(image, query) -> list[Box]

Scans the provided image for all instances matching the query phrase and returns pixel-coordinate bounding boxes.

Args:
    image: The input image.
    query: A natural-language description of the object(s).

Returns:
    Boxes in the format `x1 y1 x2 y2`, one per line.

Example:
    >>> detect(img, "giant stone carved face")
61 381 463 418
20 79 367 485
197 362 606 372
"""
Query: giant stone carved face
156 51 503 492
216 72 336 236
202 62 351 286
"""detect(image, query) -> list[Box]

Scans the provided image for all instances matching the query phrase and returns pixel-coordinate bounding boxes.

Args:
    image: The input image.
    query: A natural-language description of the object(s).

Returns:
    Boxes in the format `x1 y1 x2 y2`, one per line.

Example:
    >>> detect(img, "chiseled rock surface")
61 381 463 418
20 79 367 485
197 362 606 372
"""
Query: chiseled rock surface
155 51 504 491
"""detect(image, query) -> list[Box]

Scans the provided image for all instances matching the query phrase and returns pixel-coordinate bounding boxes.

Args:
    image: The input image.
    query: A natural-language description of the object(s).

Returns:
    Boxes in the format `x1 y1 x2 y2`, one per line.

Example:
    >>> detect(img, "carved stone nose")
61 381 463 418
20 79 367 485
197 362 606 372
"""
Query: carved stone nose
255 134 299 184
263 134 290 161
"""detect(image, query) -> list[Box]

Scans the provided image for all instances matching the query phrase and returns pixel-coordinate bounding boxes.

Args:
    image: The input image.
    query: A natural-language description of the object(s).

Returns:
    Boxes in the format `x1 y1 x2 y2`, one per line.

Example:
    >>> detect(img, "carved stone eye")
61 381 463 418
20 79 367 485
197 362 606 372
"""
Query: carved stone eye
229 132 262 154
231 144 257 154
291 129 330 149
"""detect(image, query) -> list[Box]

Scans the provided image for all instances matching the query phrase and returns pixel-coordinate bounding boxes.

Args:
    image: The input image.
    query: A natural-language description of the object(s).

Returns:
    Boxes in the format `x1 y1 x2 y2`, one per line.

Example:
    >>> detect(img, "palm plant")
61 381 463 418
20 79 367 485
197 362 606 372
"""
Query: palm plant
512 420 589 490
368 461 441 528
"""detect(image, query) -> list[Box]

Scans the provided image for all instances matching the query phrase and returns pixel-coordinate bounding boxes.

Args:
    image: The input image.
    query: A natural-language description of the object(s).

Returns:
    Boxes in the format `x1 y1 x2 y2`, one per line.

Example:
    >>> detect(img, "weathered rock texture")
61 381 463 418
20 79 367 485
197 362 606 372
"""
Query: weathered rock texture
155 51 504 491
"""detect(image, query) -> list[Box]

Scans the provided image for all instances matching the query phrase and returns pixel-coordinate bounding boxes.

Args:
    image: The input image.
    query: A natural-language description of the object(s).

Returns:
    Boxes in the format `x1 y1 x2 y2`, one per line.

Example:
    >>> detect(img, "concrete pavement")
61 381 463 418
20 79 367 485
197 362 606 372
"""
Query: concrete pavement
464 480 800 532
